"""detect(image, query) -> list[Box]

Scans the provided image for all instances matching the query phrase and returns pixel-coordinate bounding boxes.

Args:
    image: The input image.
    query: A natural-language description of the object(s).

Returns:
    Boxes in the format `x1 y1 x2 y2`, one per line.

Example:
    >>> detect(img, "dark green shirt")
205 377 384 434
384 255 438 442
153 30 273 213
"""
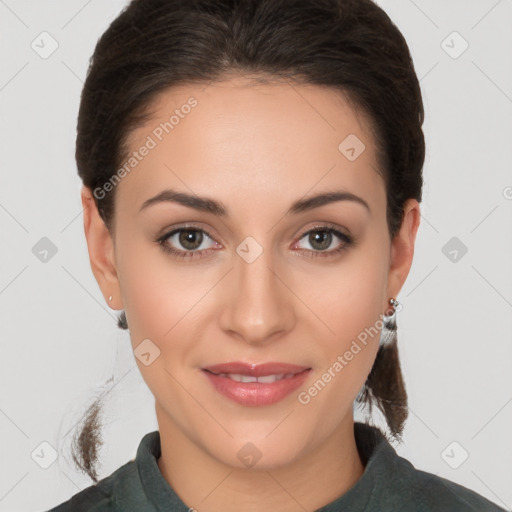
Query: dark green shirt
48 422 506 511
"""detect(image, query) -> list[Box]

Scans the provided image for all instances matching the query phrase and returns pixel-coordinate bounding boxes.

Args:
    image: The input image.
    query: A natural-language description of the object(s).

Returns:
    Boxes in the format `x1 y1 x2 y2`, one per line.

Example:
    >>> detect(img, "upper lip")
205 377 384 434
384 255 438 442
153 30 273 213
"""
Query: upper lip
202 362 311 377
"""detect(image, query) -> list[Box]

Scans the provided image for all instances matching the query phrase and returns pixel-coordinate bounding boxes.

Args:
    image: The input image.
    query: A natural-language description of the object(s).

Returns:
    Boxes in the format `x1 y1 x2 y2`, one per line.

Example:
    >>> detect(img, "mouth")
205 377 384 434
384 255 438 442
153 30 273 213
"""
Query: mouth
203 372 300 383
201 362 312 407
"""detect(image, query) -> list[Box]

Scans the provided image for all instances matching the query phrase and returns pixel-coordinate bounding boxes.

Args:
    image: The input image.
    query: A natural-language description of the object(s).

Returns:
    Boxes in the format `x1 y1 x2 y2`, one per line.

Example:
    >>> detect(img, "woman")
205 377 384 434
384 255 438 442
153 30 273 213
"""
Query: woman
49 0 506 510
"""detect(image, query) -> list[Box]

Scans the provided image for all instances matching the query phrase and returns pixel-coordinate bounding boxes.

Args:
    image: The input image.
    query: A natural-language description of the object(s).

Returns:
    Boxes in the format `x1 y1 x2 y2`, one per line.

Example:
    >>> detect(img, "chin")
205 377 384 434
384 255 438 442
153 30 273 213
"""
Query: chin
201 429 313 471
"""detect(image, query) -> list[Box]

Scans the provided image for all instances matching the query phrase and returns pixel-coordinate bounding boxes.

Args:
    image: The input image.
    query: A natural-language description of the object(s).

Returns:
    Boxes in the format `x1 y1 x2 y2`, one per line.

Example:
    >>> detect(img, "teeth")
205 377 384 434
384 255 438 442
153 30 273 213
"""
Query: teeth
217 373 294 383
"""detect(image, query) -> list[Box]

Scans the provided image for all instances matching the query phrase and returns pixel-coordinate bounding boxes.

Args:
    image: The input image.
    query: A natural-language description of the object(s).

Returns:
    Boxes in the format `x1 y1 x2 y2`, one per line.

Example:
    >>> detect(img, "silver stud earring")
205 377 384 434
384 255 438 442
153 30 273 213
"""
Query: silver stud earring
108 296 113 301
379 298 400 347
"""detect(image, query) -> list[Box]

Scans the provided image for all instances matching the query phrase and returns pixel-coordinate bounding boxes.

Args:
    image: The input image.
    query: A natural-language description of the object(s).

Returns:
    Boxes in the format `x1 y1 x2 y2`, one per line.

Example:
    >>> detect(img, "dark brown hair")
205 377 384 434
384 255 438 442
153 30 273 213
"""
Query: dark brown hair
72 0 424 482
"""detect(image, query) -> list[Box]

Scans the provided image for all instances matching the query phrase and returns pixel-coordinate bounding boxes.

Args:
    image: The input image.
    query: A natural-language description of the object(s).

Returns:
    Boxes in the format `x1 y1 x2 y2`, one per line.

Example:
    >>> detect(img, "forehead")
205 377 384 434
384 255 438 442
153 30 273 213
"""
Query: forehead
116 75 385 220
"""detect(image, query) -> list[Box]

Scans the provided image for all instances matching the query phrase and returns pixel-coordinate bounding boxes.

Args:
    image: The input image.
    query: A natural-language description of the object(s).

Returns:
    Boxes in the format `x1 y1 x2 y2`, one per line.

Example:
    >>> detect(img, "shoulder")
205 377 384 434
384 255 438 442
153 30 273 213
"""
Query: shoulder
47 431 162 511
47 459 139 512
383 448 506 511
352 423 506 512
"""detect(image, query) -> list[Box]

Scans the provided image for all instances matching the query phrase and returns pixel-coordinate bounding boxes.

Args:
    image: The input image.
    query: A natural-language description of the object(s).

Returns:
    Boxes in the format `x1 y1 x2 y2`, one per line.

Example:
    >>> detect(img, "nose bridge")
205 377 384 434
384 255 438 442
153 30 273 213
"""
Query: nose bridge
219 235 293 343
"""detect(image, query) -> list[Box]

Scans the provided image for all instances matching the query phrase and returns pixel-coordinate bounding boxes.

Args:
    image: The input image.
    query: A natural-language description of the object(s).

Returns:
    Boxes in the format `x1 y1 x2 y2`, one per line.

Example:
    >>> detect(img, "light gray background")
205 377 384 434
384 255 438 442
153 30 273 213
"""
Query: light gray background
0 0 511 510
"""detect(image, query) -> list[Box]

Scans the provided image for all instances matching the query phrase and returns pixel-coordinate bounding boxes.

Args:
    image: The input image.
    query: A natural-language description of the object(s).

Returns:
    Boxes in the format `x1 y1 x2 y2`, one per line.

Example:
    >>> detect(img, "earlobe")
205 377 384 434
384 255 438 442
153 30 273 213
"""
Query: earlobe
80 186 123 310
387 199 421 300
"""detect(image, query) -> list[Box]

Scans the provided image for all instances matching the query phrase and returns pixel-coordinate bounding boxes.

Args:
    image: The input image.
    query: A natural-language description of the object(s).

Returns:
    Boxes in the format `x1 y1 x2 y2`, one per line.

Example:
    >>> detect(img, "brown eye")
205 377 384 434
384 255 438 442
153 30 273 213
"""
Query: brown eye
157 226 219 260
308 230 333 251
294 226 354 258
178 229 204 250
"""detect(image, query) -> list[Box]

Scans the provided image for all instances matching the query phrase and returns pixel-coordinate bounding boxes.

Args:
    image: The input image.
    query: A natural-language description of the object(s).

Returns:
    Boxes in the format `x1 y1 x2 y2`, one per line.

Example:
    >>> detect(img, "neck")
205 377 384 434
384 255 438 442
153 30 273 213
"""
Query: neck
156 407 365 512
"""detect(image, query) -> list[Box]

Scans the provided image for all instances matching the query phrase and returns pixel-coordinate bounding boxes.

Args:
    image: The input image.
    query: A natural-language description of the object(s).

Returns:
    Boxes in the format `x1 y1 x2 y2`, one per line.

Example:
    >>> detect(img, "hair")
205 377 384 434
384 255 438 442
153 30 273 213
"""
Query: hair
71 0 424 482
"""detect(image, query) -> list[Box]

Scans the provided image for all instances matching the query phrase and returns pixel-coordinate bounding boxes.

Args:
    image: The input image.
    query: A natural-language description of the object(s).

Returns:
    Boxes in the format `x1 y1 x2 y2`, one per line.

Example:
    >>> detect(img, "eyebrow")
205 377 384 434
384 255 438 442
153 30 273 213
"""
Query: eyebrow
139 188 370 216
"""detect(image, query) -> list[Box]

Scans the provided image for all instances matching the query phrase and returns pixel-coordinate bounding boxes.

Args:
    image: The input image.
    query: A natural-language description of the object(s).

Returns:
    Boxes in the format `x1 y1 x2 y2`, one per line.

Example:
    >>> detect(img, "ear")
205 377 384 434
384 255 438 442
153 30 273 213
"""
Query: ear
81 186 123 310
387 198 421 301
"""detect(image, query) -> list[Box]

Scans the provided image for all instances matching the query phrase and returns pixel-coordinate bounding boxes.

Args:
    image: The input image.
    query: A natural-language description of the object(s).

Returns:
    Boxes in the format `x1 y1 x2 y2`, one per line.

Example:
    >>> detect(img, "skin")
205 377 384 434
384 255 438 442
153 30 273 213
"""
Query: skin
81 75 420 512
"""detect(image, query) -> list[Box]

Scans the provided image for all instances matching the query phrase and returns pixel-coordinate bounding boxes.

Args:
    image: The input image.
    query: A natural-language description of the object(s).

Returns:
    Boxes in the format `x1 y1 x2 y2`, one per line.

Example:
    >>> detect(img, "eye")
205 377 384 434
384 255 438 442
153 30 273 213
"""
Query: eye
293 224 354 258
156 223 354 260
156 226 220 260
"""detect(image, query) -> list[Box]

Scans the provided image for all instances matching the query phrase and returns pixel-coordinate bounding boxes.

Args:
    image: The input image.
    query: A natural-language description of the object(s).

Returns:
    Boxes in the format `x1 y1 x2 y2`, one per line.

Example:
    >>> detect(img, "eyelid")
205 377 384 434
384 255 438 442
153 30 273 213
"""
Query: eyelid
292 223 353 251
157 222 218 241
295 221 351 239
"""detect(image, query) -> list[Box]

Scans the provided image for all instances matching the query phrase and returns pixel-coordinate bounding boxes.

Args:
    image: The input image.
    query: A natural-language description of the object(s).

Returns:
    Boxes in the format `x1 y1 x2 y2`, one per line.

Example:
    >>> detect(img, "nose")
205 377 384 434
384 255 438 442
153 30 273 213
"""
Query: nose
218 243 295 346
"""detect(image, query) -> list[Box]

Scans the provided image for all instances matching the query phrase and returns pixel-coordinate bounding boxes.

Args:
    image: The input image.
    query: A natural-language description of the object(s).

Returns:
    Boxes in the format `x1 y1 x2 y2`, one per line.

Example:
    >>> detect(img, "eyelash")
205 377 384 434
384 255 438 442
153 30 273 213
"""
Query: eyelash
156 223 354 260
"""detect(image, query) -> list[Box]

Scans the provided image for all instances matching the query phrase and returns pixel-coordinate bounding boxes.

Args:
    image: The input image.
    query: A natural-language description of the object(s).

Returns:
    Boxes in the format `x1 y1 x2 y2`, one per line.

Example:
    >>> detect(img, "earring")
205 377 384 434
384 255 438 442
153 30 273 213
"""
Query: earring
379 297 400 347
108 296 113 301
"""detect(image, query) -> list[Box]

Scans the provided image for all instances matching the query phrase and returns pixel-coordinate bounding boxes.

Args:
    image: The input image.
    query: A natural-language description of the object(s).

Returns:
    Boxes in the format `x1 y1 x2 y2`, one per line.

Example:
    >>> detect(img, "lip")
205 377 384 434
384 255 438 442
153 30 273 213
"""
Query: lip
202 362 310 376
201 362 312 407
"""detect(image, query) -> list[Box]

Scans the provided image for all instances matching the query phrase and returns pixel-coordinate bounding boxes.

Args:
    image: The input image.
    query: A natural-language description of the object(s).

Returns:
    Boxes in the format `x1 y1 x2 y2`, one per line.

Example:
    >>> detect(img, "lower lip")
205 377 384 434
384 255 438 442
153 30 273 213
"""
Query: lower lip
202 369 311 407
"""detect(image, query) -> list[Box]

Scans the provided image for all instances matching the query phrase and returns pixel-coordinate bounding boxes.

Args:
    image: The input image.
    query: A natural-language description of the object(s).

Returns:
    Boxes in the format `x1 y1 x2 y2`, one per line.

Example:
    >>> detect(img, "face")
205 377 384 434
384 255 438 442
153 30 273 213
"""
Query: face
83 75 419 470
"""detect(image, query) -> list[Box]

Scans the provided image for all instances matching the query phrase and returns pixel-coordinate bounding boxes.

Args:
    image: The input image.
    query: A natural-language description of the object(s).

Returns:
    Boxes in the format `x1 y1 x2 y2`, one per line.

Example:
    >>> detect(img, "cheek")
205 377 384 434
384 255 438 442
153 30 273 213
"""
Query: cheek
296 232 389 397
301 233 388 340
115 236 208 400
116 231 206 337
